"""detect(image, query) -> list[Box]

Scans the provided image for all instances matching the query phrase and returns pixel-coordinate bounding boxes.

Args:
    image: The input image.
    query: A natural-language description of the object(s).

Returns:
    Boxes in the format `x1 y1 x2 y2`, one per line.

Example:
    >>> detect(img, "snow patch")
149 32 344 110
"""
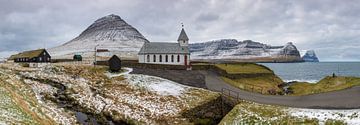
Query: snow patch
105 67 133 78
289 108 360 124
124 72 187 96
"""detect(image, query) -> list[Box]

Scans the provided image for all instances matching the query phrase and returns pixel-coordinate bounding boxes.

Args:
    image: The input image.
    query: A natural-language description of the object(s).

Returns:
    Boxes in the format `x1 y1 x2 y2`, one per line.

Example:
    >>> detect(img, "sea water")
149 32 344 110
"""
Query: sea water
259 62 360 83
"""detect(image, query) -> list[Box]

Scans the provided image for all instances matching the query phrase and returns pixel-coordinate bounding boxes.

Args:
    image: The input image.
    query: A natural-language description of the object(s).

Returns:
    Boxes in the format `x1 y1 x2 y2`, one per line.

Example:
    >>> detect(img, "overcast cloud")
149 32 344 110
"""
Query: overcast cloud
1 0 360 61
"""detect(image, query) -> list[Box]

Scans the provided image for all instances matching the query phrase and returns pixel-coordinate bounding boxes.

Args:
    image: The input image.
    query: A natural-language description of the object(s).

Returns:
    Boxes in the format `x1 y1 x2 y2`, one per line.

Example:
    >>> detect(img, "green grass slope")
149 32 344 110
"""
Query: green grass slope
289 76 360 96
215 63 283 94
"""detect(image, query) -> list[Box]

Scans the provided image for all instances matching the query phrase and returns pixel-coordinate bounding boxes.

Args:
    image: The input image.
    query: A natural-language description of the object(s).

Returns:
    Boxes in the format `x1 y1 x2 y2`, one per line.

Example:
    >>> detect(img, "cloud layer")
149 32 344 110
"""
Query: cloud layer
0 0 360 61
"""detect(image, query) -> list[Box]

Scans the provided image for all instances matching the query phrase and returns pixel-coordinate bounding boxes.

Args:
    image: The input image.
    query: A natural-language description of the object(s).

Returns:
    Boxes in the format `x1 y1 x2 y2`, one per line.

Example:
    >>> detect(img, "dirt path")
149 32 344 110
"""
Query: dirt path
200 71 360 109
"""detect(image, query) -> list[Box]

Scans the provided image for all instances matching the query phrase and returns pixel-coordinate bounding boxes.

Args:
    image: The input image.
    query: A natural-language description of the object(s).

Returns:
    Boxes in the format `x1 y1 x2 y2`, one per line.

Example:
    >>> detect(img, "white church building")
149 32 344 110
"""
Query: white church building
138 27 190 67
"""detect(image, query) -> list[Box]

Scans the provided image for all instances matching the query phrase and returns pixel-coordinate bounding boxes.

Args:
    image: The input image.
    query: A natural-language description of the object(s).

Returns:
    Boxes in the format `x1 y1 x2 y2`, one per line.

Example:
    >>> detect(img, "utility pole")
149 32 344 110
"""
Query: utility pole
94 44 100 67
337 63 340 75
143 43 146 63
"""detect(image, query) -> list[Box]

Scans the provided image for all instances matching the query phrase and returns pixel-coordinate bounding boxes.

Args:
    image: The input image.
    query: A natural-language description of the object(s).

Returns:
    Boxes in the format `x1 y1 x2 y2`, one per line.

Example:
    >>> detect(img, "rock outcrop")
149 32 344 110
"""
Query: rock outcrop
189 39 302 62
302 50 319 62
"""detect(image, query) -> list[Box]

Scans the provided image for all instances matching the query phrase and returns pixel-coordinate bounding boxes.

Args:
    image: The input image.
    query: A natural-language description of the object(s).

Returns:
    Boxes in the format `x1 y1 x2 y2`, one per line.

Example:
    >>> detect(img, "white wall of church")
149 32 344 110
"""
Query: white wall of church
138 54 190 65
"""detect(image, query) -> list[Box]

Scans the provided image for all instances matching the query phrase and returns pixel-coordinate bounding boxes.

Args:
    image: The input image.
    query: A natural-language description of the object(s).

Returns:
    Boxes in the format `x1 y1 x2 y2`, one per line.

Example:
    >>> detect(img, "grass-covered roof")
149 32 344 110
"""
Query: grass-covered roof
9 49 46 60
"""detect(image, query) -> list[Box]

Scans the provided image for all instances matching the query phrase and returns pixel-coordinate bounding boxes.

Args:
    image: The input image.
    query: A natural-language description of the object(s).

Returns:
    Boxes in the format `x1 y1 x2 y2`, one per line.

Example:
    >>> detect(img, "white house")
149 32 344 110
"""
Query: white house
138 27 190 67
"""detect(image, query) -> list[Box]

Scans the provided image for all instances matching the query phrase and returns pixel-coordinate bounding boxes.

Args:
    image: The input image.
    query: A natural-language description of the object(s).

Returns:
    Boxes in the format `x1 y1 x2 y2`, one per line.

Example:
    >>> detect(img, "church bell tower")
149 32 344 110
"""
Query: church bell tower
177 24 189 46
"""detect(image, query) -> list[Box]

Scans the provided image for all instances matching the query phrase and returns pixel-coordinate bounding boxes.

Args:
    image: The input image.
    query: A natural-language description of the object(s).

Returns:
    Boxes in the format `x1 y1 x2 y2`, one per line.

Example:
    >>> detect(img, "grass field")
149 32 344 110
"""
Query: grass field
0 68 56 125
221 75 283 94
219 100 355 125
215 63 283 94
40 64 222 124
289 76 360 96
215 63 273 74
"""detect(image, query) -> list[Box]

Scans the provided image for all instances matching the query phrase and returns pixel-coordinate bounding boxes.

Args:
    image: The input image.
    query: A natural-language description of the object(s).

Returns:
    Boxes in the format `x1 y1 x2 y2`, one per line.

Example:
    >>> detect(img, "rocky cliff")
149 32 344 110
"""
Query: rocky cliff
189 39 302 62
302 50 319 62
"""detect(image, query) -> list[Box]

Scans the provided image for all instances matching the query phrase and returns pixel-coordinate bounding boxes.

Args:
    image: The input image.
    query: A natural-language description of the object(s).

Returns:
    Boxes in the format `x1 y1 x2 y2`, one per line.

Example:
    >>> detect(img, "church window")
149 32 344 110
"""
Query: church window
159 55 162 62
153 55 156 62
147 55 150 62
171 55 174 62
177 55 180 62
165 55 168 62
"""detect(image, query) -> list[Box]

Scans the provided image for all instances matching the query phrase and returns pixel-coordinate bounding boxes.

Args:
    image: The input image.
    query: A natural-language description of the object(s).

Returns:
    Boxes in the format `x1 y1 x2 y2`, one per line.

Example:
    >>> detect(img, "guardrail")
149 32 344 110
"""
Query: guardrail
221 88 242 115
221 88 241 105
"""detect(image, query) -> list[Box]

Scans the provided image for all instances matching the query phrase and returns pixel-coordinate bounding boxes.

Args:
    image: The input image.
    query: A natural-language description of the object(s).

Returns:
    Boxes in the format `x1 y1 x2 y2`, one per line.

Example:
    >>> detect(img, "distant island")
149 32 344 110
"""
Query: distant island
301 50 319 62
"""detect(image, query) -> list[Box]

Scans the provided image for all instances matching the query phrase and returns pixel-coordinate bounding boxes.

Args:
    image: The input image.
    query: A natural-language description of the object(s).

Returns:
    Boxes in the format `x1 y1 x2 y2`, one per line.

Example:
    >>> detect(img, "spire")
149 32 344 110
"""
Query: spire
177 23 189 41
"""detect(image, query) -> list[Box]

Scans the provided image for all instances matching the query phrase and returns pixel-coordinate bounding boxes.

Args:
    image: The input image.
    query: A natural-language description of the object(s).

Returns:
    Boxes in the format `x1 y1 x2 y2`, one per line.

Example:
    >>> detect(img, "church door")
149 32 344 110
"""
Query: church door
184 55 187 66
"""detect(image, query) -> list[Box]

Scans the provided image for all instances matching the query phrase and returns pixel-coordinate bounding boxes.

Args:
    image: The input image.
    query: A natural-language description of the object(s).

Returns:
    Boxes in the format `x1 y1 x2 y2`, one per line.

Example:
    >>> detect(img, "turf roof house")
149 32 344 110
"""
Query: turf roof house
10 49 51 63
138 27 190 67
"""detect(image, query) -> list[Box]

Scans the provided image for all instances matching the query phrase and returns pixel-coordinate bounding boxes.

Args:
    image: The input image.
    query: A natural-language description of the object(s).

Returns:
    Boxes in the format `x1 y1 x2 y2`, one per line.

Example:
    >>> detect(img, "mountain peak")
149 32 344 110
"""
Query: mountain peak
68 14 148 43
95 14 122 23
49 14 148 58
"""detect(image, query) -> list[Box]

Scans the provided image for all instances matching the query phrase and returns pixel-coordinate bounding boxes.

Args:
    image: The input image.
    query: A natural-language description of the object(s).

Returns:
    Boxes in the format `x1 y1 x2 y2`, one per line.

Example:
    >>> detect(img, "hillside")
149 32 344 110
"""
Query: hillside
49 14 148 59
289 76 360 96
0 63 222 124
220 100 359 124
214 63 283 94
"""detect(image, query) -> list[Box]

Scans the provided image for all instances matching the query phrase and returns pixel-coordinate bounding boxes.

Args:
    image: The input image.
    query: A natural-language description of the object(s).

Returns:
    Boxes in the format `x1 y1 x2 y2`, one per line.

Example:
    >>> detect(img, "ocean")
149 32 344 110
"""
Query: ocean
258 62 360 83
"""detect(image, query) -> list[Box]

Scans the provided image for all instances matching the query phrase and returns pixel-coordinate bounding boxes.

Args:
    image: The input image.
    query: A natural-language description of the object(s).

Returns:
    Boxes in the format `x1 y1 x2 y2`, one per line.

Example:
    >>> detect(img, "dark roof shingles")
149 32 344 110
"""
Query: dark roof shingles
138 42 189 54
177 28 189 41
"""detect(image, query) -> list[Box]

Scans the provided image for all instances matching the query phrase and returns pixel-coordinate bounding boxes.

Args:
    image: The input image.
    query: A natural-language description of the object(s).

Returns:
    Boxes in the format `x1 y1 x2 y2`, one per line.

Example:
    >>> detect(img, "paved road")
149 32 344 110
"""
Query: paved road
200 71 360 109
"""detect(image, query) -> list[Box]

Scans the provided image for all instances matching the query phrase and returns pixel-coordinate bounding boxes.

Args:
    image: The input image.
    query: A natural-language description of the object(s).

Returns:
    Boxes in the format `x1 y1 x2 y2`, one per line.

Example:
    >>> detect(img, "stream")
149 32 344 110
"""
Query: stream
25 76 120 125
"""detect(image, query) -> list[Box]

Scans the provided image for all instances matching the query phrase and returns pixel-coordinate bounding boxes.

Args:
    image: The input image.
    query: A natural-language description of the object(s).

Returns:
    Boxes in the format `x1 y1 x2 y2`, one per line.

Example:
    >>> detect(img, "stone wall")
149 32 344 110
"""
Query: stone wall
180 96 231 125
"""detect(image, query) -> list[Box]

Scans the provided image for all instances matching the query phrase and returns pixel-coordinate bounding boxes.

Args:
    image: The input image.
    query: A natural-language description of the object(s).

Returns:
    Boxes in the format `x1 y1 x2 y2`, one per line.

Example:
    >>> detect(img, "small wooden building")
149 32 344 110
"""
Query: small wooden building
10 49 51 63
73 54 82 61
108 55 121 72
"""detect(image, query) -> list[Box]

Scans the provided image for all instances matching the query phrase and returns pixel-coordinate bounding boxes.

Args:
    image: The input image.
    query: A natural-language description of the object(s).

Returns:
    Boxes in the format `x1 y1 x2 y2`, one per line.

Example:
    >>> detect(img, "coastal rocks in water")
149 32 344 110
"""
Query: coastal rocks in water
189 39 302 62
302 50 319 62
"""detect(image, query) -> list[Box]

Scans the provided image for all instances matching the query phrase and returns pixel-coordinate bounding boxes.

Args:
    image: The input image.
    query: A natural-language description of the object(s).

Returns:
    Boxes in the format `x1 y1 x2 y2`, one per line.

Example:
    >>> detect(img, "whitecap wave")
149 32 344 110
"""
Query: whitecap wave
284 79 319 83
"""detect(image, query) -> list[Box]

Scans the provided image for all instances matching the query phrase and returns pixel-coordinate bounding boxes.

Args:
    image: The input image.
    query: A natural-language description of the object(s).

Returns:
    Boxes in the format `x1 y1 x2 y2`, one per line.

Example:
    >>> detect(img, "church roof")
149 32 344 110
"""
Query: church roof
177 28 189 41
138 42 189 54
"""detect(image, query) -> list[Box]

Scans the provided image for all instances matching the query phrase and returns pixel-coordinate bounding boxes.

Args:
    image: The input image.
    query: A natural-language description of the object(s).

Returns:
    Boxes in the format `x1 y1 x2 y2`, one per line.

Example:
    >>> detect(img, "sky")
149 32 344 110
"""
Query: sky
0 0 360 61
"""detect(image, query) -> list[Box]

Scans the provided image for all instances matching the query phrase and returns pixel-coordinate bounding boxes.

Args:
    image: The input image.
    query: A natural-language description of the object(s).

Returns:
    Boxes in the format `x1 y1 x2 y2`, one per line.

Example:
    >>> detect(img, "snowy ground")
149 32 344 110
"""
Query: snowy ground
220 100 360 125
10 64 220 124
289 108 360 124
0 64 77 125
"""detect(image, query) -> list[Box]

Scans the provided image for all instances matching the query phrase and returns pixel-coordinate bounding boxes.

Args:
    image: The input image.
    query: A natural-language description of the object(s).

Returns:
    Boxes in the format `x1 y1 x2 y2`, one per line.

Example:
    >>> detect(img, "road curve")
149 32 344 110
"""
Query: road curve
200 71 360 109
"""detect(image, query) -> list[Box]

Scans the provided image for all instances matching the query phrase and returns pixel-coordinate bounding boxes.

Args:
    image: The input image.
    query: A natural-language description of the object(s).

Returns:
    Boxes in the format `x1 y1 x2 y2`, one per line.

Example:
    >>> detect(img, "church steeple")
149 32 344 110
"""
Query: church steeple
178 23 189 46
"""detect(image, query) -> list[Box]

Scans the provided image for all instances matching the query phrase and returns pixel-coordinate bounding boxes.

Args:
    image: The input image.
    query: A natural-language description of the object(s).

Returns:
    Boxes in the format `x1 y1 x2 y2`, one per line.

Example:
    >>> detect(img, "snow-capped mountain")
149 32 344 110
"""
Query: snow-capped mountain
189 39 302 62
49 14 148 59
302 50 319 62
